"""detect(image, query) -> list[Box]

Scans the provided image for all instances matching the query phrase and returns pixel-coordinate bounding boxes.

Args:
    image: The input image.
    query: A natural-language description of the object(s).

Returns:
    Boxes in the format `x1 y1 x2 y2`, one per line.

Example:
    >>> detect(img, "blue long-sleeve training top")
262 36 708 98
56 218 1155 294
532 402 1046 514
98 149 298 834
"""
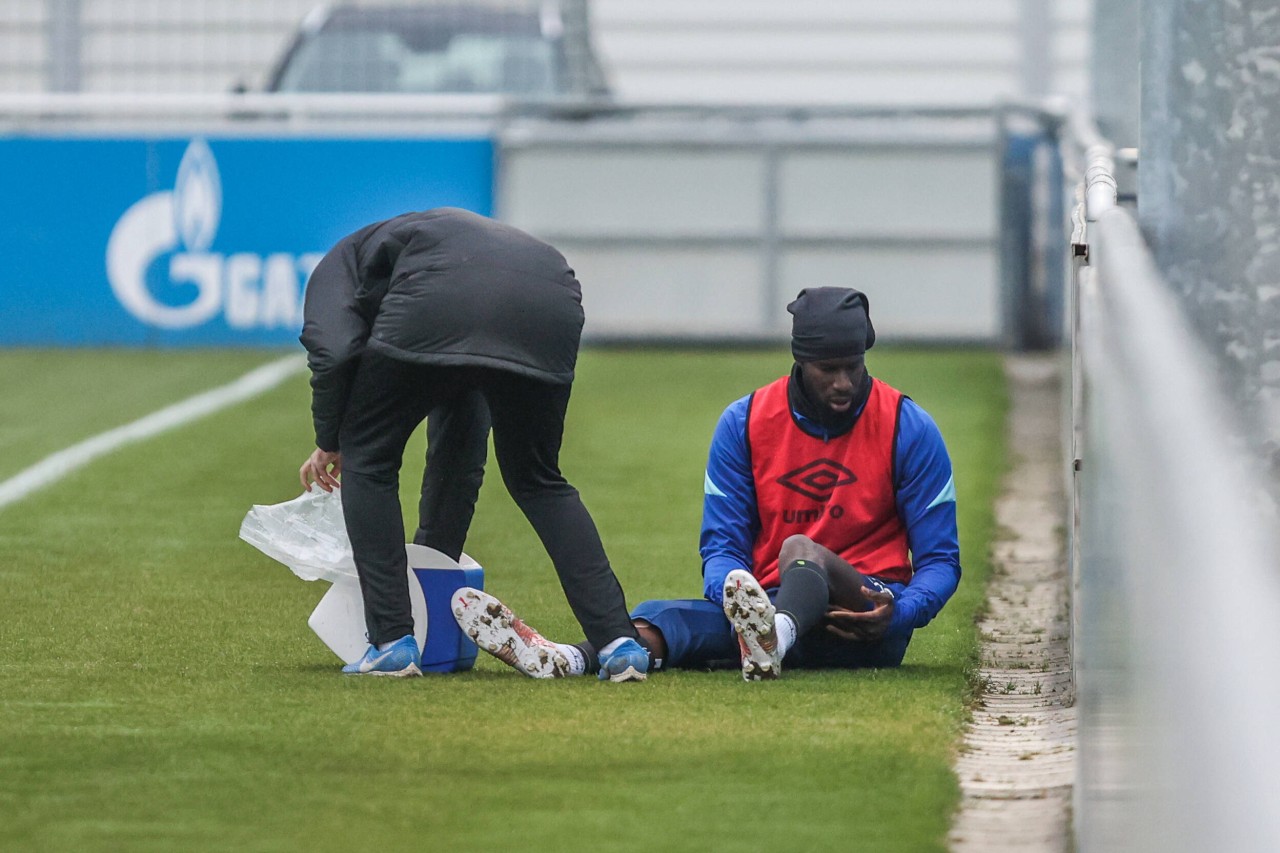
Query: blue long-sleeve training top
699 385 961 640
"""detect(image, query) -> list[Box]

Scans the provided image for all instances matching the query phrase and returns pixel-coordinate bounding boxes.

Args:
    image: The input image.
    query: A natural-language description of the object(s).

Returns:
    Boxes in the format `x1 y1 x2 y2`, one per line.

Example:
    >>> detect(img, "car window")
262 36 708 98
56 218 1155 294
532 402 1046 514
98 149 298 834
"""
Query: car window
275 32 399 92
275 27 559 95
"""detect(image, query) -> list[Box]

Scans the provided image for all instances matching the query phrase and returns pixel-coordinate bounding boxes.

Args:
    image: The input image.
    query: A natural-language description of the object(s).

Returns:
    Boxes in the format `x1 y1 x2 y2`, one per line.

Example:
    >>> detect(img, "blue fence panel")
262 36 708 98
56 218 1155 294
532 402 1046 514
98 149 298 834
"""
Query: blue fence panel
0 136 494 346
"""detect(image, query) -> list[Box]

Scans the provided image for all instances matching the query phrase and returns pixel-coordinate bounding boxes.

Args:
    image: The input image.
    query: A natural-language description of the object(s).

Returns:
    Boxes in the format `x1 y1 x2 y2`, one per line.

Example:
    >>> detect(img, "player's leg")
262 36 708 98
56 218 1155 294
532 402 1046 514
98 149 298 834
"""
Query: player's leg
774 535 905 671
632 620 668 665
451 587 579 678
451 590 669 678
777 533 880 612
630 599 738 670
787 610 912 670
479 369 646 681
724 534 888 680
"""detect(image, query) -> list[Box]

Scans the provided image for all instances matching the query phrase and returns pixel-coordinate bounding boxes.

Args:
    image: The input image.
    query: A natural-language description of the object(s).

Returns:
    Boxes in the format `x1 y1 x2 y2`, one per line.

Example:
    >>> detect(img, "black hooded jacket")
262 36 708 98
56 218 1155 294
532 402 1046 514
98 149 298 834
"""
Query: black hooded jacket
299 207 584 451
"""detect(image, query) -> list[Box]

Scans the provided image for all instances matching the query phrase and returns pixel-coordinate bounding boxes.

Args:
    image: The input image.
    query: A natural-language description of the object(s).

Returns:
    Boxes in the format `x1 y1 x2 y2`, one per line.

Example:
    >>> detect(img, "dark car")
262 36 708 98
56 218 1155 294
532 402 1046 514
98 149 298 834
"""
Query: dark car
264 1 610 99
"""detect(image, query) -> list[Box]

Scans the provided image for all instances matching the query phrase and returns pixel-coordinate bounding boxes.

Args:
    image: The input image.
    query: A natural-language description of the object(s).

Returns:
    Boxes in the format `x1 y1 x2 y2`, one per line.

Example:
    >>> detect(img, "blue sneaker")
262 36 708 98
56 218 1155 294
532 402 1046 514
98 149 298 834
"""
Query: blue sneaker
342 634 422 677
597 638 649 683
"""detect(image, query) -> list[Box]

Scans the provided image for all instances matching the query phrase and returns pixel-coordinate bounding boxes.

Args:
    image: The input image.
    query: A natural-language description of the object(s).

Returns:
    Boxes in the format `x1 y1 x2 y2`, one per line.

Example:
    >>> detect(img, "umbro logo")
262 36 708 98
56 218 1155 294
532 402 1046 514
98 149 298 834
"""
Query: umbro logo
775 458 857 502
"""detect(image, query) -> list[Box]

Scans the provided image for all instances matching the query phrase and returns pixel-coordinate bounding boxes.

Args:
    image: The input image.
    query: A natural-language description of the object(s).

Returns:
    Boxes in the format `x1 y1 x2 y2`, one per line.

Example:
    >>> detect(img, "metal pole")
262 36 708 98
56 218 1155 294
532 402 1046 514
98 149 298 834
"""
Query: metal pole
556 0 608 97
761 143 782 333
47 0 83 93
1019 0 1053 98
1091 0 1140 149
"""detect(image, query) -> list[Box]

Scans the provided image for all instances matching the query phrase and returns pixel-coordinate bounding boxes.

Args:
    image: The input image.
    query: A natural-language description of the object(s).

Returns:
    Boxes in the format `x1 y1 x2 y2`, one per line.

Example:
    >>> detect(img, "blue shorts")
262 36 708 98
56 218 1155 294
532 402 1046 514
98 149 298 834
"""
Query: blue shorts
631 585 911 672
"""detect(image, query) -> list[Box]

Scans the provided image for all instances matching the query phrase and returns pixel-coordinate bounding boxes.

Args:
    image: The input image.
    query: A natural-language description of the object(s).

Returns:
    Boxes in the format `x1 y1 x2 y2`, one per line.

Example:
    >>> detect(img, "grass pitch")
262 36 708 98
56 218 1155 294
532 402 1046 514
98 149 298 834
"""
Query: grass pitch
0 346 1005 853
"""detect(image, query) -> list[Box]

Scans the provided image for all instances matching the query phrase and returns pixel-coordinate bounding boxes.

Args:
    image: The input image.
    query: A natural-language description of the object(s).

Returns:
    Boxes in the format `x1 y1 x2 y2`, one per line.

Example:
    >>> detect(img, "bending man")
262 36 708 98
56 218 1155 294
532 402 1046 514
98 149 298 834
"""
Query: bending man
298 207 648 682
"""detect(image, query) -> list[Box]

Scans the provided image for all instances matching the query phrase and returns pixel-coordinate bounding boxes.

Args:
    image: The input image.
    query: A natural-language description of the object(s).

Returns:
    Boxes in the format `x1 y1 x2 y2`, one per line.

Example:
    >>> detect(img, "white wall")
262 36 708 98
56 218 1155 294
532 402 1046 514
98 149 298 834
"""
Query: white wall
593 0 1090 106
0 0 1090 103
500 120 1001 342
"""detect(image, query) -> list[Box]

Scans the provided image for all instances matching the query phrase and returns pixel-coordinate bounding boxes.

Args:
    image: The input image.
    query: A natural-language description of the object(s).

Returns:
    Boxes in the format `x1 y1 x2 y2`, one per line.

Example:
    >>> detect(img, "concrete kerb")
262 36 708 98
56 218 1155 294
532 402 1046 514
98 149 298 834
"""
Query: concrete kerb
948 354 1076 852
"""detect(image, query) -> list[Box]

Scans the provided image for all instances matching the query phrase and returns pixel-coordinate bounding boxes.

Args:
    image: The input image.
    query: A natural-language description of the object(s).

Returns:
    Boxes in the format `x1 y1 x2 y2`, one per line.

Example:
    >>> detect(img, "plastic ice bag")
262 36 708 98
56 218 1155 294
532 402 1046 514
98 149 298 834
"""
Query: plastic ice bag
240 490 484 669
238 488 357 583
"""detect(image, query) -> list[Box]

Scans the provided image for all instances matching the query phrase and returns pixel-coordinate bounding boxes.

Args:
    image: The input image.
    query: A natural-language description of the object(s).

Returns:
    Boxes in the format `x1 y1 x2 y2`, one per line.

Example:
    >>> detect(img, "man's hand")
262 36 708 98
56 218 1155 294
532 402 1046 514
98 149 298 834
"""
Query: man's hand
300 448 342 492
824 588 895 642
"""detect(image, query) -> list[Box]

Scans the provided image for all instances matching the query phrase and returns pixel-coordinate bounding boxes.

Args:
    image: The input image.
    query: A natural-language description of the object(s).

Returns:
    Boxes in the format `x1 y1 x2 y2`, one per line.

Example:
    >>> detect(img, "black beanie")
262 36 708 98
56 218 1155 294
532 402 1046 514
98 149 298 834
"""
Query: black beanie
787 287 876 361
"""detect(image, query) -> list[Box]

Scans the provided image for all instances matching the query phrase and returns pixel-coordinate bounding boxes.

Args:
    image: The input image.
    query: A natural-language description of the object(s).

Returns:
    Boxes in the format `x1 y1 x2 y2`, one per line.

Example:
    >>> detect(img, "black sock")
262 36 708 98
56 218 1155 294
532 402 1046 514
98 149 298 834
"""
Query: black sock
573 642 600 674
774 559 831 636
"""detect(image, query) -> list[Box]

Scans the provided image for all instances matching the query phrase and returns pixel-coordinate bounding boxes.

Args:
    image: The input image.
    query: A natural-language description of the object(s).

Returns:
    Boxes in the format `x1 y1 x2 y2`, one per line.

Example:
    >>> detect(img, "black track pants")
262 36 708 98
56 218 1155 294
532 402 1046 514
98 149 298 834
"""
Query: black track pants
338 350 637 649
414 389 490 561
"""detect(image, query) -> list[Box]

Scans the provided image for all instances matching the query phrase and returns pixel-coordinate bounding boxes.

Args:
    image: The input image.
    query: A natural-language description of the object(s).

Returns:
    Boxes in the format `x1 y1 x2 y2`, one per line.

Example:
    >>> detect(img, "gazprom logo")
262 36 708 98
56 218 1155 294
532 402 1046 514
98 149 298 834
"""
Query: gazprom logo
105 139 322 330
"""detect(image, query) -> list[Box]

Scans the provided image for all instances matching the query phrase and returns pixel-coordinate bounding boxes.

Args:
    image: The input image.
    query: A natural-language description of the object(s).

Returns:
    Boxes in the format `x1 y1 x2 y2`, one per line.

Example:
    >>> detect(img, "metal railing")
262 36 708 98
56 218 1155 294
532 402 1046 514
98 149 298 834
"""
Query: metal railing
1067 116 1280 852
1 0 596 95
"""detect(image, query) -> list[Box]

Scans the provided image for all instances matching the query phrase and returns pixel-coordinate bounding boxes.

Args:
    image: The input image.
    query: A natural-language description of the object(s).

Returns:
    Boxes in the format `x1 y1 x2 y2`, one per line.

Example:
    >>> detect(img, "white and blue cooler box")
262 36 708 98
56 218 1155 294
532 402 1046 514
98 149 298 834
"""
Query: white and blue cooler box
308 544 484 673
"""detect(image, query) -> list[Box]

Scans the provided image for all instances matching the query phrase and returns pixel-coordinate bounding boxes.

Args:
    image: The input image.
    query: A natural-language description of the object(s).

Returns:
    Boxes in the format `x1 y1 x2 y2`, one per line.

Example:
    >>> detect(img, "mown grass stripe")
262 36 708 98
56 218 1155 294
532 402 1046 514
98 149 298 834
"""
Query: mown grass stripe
0 354 305 512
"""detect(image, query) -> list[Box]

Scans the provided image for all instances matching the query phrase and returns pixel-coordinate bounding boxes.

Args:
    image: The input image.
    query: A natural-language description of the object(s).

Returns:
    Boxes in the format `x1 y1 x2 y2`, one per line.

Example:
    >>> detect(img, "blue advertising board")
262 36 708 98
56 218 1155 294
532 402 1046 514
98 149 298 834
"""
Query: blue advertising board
0 136 493 346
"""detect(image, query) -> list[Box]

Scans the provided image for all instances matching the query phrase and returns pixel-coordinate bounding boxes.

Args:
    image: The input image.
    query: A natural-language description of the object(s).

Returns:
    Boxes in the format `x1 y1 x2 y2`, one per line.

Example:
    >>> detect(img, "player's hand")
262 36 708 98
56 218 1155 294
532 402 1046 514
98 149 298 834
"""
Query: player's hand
824 589 895 642
300 448 342 492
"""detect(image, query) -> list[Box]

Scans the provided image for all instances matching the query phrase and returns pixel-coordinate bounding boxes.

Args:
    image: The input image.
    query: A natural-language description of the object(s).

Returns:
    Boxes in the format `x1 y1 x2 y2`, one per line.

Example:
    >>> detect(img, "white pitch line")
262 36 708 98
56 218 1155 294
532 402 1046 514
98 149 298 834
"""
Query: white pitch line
0 354 307 512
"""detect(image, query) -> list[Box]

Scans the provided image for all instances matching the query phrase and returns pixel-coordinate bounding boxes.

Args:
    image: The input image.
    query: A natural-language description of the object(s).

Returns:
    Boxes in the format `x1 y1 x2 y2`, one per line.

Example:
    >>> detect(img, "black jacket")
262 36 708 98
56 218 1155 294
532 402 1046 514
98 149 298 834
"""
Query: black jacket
300 208 584 451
